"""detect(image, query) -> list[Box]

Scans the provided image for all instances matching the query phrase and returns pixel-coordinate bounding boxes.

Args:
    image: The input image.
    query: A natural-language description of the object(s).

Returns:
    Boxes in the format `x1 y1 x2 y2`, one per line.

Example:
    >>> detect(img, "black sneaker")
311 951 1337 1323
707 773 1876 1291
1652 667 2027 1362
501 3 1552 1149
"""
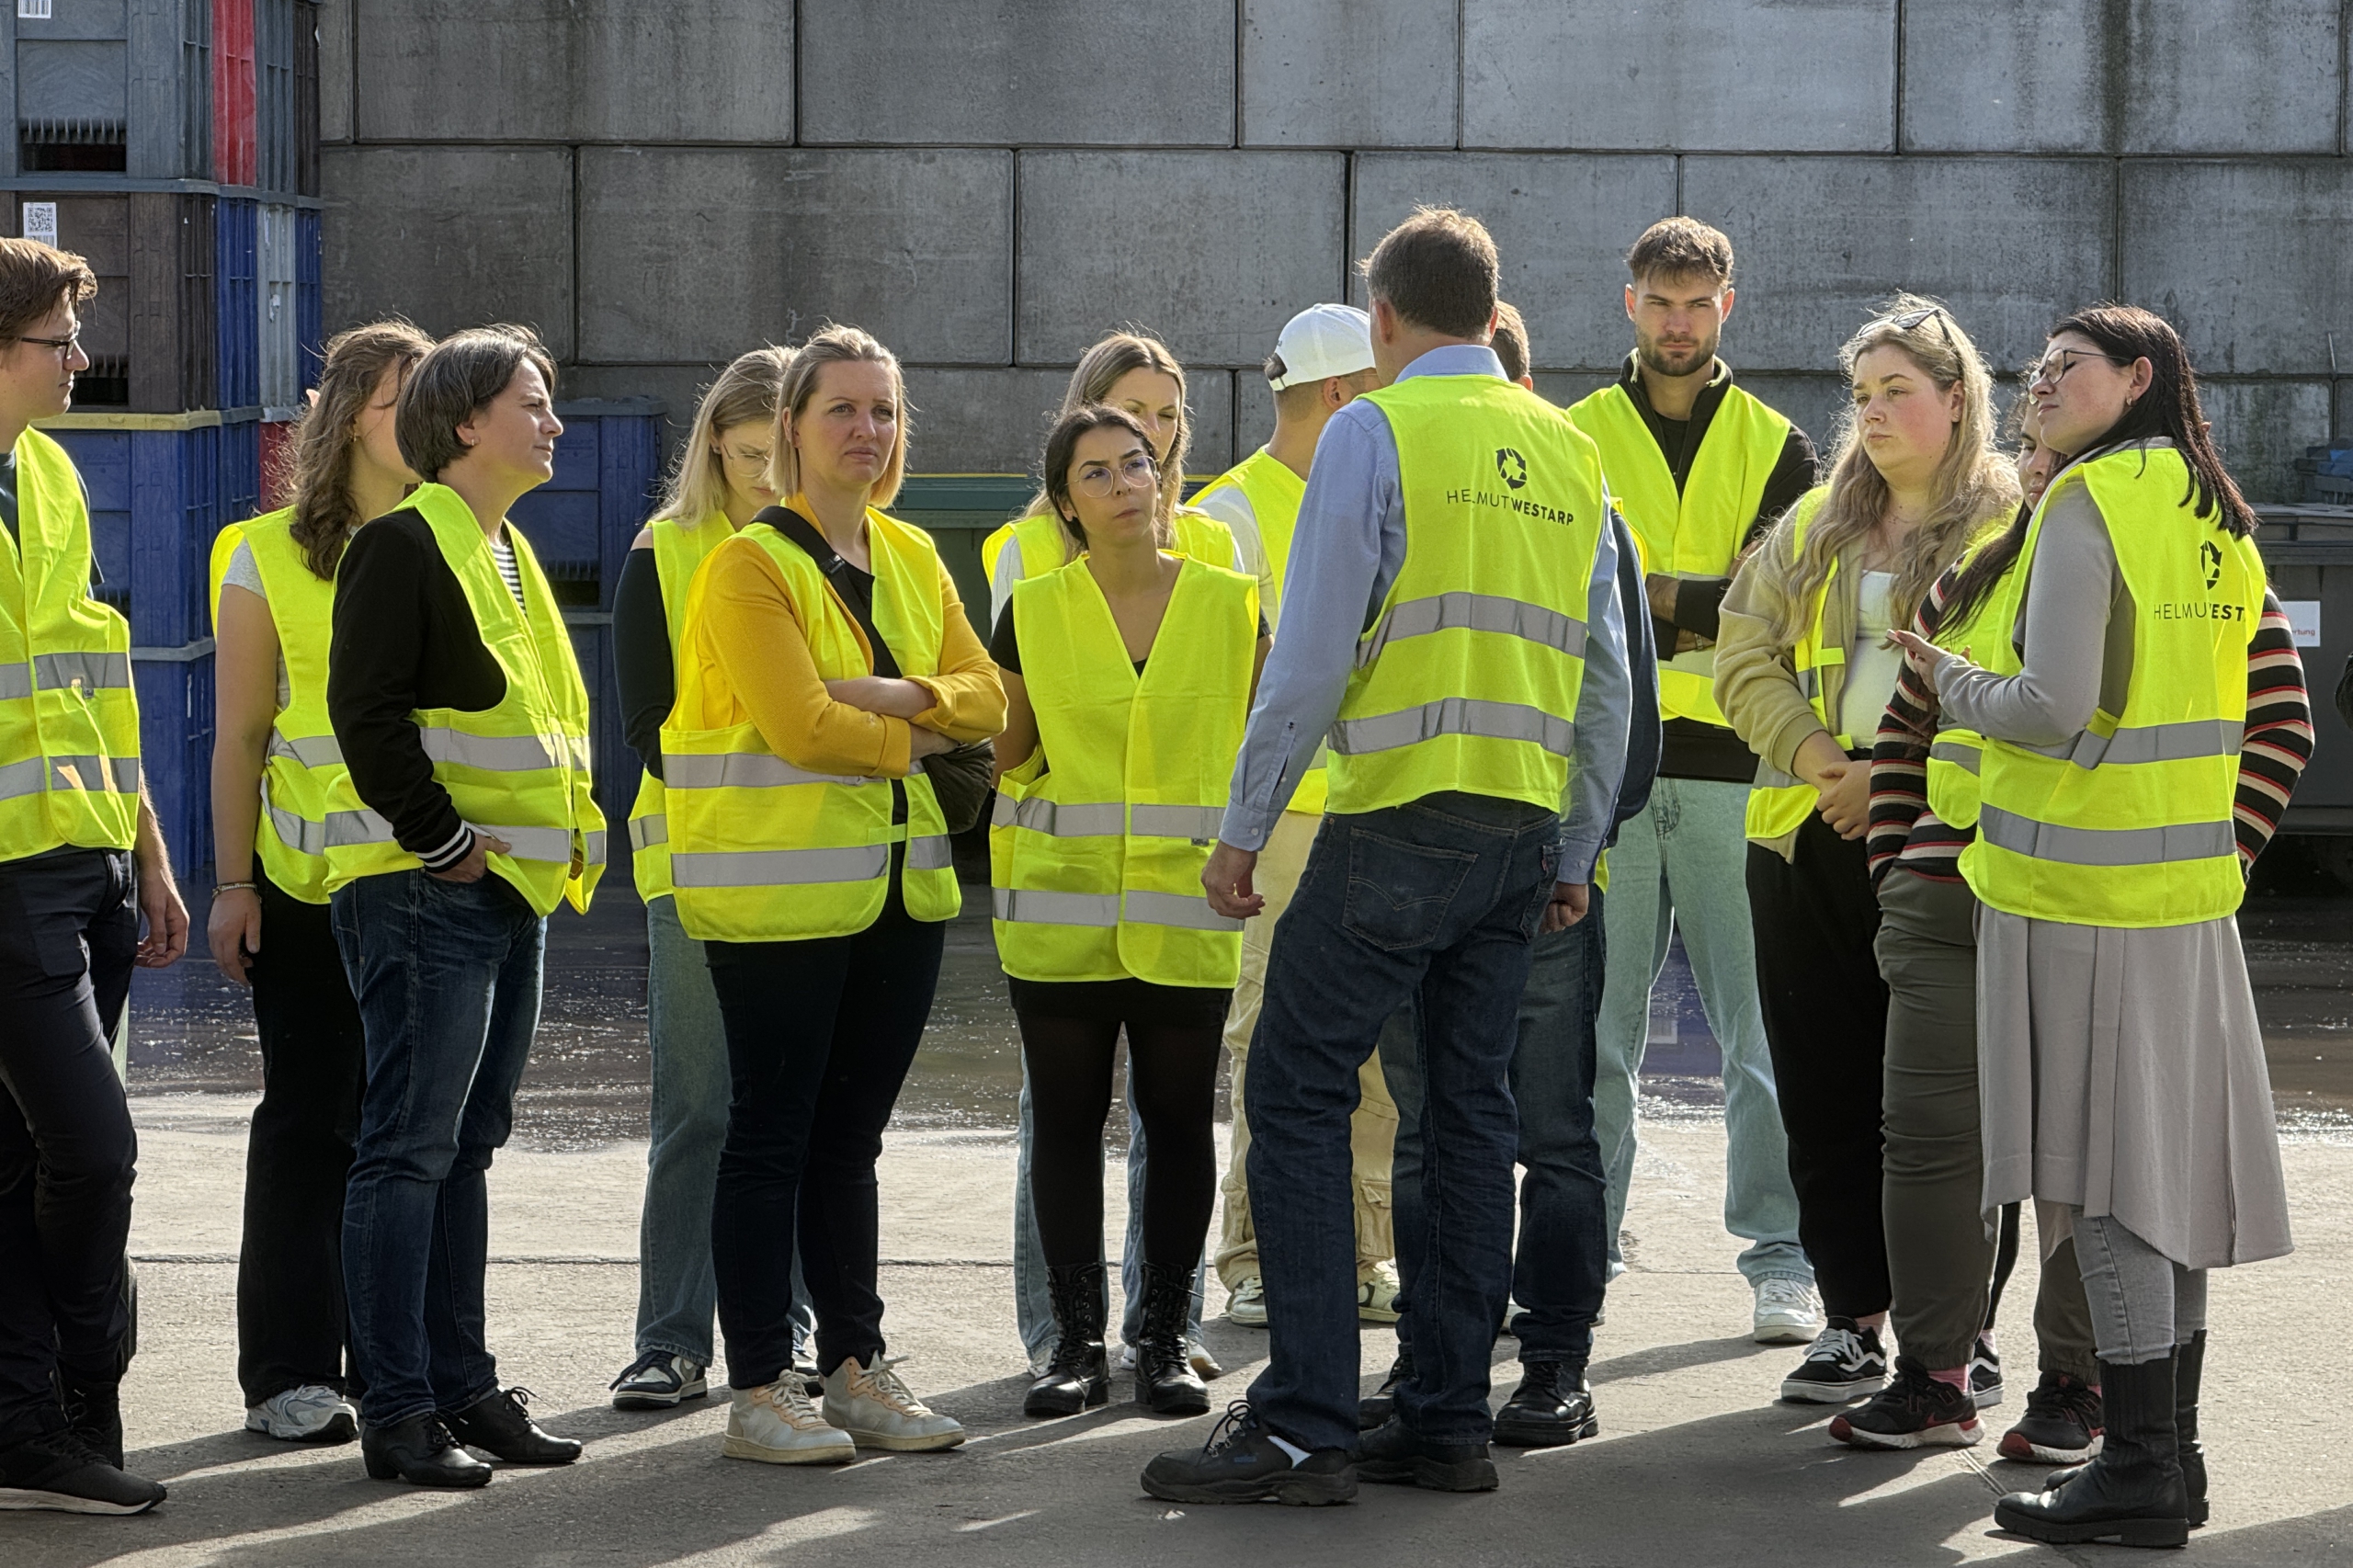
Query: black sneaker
1358 1344 1412 1431
1357 1416 1497 1493
609 1350 709 1411
1779 1317 1887 1403
0 1429 165 1516
1141 1401 1356 1506
1970 1335 2005 1410
1830 1357 1983 1449
1492 1360 1598 1449
1998 1370 2103 1464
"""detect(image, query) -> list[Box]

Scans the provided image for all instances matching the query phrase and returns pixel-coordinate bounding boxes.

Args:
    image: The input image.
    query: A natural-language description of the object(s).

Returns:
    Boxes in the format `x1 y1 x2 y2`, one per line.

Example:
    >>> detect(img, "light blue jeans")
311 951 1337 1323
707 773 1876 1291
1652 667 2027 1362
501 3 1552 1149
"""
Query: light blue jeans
1012 1062 1206 1365
637 895 810 1369
1596 778 1808 1287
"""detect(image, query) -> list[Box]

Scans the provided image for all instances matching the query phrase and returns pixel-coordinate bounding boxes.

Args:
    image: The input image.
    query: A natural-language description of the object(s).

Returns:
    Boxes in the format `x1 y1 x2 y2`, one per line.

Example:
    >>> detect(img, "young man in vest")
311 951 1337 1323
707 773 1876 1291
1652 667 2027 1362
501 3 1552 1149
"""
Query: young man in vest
1144 209 1631 1504
1566 218 1821 1343
1188 303 1401 1332
0 236 188 1516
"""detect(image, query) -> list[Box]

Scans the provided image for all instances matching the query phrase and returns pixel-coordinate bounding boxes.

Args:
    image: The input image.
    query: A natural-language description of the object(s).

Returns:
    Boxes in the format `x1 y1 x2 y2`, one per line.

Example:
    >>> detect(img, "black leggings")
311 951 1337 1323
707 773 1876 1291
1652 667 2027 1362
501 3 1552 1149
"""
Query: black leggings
1017 995 1222 1276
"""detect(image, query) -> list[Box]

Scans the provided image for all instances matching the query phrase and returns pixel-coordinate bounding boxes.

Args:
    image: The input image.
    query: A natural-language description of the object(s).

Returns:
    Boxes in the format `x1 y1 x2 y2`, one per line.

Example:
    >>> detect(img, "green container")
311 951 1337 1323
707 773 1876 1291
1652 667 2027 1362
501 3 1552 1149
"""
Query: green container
892 473 1036 622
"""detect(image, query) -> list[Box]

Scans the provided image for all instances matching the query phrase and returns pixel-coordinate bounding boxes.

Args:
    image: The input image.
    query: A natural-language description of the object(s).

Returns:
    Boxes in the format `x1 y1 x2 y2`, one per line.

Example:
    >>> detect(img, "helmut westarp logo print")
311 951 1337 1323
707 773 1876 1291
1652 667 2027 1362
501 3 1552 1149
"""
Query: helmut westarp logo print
1495 447 1528 490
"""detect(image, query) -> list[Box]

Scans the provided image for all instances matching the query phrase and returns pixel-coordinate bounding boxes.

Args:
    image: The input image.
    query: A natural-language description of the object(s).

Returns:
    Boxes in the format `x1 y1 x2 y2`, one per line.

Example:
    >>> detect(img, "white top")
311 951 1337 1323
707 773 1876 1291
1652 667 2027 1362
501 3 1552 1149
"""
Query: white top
220 538 293 709
1836 569 1903 740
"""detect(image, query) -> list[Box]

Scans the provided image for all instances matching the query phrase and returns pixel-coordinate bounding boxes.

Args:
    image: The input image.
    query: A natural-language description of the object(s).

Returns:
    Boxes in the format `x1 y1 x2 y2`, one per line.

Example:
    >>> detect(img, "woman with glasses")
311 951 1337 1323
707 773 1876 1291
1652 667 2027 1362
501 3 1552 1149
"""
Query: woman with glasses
607 346 797 1411
1891 307 2295 1549
1715 298 2018 1410
990 404 1267 1419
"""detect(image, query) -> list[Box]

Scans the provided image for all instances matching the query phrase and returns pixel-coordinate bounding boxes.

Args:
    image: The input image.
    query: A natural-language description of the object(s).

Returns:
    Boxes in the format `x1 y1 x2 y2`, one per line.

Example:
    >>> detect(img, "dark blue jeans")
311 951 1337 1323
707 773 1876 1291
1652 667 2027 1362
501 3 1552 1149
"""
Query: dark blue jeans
333 869 545 1429
1244 792 1558 1452
1381 887 1608 1374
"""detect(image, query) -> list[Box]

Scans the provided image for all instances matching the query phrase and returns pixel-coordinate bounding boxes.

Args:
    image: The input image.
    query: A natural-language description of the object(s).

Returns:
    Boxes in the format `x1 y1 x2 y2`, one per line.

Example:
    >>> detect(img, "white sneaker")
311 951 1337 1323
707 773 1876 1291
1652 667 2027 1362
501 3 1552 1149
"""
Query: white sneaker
822 1357 963 1451
1753 1277 1824 1345
1226 1275 1267 1327
722 1380 854 1465
244 1385 358 1443
1357 1261 1403 1324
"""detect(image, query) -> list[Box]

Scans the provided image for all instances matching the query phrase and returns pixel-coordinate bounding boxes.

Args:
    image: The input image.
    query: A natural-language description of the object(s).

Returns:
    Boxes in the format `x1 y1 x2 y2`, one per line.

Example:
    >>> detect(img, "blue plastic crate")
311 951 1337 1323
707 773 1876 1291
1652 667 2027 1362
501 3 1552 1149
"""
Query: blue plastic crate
295 206 323 393
507 399 665 608
215 196 258 410
134 646 215 882
49 415 258 647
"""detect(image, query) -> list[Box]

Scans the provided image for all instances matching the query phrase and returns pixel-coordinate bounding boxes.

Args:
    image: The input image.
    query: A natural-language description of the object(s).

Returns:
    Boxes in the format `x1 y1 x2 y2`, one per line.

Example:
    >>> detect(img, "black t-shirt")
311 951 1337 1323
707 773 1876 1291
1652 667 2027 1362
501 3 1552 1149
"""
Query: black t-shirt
990 601 1264 677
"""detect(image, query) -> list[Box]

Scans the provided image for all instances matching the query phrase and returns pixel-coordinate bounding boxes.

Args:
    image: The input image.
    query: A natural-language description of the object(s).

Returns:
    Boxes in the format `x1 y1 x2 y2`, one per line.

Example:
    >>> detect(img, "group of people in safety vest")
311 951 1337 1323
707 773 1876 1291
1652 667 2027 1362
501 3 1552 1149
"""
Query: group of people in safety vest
0 202 2302 1553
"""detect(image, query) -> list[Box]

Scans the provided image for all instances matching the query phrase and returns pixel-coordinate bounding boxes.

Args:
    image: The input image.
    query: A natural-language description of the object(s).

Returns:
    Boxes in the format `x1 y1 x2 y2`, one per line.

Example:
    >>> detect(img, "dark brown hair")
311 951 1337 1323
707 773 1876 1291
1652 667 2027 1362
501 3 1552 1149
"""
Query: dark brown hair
1359 208 1497 339
1041 404 1160 552
0 235 97 341
1625 217 1733 290
395 324 557 481
1492 301 1531 382
287 320 433 579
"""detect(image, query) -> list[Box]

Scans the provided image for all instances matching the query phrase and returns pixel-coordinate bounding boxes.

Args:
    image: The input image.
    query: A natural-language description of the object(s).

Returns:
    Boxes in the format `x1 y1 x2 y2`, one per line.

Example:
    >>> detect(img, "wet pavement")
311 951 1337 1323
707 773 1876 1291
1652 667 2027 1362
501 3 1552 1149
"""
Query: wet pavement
129 868 2353 1150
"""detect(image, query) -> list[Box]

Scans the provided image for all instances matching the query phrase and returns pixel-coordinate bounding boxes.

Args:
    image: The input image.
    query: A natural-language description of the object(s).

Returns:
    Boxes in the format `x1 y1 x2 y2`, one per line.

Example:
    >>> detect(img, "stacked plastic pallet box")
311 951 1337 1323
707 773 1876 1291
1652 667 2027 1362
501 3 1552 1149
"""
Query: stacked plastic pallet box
5 0 325 879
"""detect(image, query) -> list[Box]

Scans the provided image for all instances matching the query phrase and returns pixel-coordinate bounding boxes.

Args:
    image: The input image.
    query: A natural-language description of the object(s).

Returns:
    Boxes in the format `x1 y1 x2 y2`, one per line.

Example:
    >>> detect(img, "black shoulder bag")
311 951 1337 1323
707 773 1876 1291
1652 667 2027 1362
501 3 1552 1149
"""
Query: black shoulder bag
763 506 995 835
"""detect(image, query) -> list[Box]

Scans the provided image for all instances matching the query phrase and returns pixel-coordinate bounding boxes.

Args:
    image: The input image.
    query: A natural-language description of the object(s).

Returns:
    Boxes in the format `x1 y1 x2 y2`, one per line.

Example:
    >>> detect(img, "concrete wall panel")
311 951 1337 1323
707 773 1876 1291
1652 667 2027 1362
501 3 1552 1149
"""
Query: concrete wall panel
1240 0 1456 148
1900 0 2107 153
1733 374 1852 473
321 146 575 358
897 367 1234 476
1233 372 1274 464
1017 152 1346 369
1462 0 1895 153
799 5 1232 146
354 1 793 143
2201 381 2335 505
578 149 1011 367
318 0 353 143
1351 154 1677 372
2120 162 2353 377
1682 156 2113 374
2338 380 2353 445
2122 0 2341 153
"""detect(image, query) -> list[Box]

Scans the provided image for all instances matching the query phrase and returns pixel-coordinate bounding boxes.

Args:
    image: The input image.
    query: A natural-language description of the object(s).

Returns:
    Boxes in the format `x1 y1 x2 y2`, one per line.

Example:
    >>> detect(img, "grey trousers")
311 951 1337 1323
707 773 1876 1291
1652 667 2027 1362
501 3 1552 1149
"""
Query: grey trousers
2073 1210 2209 1365
1874 869 2097 1380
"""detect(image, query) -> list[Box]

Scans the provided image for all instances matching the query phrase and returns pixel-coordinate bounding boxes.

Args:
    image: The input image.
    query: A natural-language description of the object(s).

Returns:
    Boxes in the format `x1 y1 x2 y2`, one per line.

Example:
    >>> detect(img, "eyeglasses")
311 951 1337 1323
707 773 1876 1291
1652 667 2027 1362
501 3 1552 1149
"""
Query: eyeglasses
1072 453 1157 498
2029 347 2130 389
11 330 80 358
719 444 772 470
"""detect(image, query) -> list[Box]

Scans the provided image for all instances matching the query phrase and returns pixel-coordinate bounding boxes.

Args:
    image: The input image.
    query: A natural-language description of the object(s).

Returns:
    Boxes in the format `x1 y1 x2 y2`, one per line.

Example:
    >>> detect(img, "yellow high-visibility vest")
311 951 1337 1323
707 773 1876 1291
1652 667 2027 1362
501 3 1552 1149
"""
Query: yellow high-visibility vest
0 428 140 860
1962 446 2263 927
1326 374 1607 816
1738 488 1843 844
662 512 961 942
319 484 606 916
1569 380 1790 728
982 505 1238 585
1921 523 2029 833
1192 448 1326 813
624 513 733 902
991 554 1256 985
208 507 345 901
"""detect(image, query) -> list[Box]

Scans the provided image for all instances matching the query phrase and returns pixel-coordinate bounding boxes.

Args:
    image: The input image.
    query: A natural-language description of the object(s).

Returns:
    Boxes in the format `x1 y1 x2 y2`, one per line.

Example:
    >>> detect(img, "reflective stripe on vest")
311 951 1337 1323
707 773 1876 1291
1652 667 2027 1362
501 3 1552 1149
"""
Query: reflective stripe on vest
1569 378 1790 728
1324 374 1606 818
991 553 1256 987
1960 445 2262 928
663 510 963 942
627 514 735 902
0 427 141 860
1918 522 2025 833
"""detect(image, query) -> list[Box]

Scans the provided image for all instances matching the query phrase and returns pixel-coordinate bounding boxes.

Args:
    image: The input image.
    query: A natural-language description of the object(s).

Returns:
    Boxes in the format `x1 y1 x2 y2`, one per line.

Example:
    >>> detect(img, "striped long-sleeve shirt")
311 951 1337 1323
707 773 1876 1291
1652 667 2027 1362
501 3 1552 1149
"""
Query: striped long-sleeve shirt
1866 565 2313 886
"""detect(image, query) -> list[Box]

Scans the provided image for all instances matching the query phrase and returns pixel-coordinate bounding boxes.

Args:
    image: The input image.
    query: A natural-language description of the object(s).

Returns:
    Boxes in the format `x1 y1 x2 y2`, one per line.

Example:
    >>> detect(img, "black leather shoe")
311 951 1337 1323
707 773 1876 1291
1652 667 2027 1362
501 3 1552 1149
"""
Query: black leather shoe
1358 1415 1498 1493
360 1414 493 1488
1140 1401 1356 1506
2176 1331 2209 1528
1493 1360 1599 1449
1027 1262 1111 1417
59 1376 124 1470
1358 1343 1413 1431
1995 1354 2188 1549
441 1387 581 1465
1134 1262 1209 1415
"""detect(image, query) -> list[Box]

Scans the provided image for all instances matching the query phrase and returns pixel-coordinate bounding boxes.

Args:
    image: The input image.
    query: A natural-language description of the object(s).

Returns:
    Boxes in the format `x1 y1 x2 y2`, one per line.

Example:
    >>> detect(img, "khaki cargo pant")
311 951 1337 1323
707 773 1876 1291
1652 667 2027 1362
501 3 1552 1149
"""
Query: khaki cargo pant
1214 809 1398 1290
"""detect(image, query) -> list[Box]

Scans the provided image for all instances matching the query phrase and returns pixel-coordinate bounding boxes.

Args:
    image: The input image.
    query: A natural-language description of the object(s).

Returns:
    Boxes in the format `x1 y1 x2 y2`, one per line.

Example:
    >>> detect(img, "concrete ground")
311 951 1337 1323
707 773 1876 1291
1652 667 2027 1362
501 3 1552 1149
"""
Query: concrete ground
7 1093 2349 1566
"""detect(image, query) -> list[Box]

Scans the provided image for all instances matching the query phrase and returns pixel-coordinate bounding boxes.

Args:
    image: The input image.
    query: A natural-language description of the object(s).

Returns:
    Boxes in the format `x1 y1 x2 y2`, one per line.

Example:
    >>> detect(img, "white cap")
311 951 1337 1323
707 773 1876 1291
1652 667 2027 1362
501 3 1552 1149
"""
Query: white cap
1267 303 1374 391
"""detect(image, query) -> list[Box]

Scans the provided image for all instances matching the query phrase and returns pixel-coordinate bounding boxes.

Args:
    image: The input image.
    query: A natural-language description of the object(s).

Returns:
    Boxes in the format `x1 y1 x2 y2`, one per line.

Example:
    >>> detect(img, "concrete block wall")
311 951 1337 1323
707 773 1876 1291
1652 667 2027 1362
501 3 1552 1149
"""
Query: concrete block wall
319 0 2353 500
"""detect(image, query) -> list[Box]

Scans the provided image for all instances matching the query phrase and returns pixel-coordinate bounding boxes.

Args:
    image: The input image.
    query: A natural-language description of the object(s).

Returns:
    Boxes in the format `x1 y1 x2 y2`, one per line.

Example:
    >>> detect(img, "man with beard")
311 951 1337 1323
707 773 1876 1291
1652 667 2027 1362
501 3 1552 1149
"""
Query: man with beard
1567 219 1820 1342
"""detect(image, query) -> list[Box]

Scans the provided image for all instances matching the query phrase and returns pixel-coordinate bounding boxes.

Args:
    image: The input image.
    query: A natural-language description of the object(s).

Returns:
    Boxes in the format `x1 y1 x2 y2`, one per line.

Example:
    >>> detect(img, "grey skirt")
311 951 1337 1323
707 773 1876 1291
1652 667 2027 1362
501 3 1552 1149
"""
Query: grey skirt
1976 905 2291 1270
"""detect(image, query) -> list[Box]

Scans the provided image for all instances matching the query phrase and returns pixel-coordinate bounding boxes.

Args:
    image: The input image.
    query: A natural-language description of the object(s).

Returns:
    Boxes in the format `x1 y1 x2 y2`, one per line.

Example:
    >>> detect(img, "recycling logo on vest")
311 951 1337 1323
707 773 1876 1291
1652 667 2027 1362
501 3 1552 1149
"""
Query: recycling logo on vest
1495 447 1528 490
2201 539 2222 590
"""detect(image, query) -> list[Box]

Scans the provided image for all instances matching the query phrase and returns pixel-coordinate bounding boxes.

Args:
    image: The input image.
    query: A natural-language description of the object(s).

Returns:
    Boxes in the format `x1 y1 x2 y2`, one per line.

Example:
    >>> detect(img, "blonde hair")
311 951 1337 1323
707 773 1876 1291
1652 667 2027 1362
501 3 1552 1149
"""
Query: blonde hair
285 319 434 579
654 345 794 525
1764 294 2018 644
766 324 911 509
1020 332 1190 548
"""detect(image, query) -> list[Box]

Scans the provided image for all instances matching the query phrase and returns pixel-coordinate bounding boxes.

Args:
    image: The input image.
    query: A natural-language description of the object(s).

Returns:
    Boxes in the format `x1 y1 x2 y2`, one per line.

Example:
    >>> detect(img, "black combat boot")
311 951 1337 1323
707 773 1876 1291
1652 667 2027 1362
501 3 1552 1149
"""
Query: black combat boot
1025 1262 1110 1417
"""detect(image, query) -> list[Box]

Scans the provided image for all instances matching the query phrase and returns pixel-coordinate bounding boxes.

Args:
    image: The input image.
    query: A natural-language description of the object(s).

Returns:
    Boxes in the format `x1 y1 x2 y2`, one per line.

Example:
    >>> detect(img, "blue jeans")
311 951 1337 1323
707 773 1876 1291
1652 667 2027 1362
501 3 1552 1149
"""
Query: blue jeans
1595 778 1806 1285
1381 887 1608 1371
1245 794 1558 1452
1013 1072 1205 1360
636 895 811 1368
334 869 544 1429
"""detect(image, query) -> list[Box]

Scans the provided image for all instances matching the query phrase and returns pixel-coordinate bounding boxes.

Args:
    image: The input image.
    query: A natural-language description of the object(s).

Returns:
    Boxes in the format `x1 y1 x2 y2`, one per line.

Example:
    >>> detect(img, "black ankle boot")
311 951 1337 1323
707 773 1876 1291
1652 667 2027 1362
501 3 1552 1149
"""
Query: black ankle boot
440 1386 581 1465
59 1375 123 1470
1026 1262 1110 1417
1995 1353 2188 1549
361 1413 493 1488
2176 1331 2207 1528
1134 1262 1209 1415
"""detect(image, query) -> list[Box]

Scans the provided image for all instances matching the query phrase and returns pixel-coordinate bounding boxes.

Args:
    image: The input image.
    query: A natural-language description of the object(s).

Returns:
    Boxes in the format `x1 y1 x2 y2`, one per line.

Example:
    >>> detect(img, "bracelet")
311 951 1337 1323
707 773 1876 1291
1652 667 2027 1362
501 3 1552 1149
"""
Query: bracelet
212 881 257 895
